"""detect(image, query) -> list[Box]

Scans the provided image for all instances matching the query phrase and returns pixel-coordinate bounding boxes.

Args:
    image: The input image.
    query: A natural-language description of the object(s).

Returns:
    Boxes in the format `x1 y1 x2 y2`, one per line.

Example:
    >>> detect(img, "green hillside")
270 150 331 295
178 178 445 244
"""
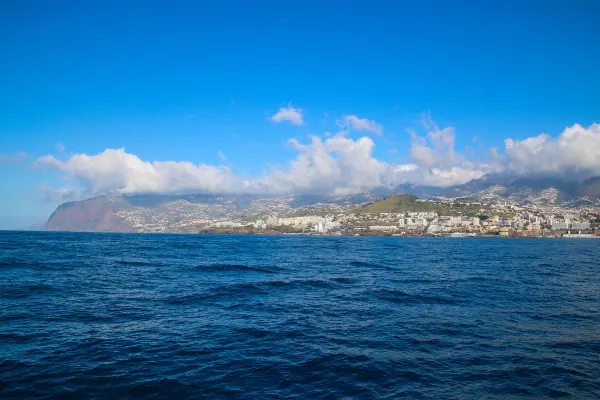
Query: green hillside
362 194 442 213
362 194 483 216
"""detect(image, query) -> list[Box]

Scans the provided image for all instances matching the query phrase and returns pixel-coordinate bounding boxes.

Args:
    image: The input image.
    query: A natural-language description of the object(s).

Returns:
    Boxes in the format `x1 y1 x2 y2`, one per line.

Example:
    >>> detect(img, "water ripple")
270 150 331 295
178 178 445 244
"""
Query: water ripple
1 232 599 399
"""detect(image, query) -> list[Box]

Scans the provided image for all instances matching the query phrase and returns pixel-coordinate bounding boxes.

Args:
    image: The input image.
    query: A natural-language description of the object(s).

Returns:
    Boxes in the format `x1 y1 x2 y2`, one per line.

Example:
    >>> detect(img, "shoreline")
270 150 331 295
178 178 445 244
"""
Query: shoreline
5 229 599 239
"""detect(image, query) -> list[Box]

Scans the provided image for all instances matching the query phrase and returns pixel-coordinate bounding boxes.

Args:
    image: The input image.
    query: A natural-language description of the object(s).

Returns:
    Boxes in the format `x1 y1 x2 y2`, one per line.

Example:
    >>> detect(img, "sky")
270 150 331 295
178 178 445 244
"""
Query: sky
1 0 599 228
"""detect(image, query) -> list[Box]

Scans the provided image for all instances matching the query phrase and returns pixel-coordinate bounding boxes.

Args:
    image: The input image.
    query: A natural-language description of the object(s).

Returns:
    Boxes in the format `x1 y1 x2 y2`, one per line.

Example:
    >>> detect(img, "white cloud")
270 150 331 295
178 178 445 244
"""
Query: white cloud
36 119 600 200
55 142 65 153
339 115 383 135
217 150 227 161
35 149 249 195
35 133 485 199
271 103 304 125
406 120 489 186
261 130 485 192
261 135 391 195
499 123 600 178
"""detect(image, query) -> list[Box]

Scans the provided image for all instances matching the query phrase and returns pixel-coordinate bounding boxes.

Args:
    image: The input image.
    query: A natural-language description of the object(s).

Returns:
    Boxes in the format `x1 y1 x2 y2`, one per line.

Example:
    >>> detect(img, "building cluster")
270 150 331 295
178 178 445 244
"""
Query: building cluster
113 192 599 236
210 214 343 233
207 203 598 237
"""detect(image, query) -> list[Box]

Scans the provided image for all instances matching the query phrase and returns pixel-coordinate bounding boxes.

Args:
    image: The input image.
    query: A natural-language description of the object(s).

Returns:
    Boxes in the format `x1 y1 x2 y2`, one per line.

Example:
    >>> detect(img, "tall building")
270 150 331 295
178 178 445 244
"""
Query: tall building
571 222 590 230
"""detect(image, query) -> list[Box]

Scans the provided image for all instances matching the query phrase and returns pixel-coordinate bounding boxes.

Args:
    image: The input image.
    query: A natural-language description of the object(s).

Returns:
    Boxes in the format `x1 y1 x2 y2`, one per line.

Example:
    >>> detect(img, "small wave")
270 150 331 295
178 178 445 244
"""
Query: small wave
467 276 488 281
390 278 436 284
0 332 37 344
0 359 30 373
349 260 393 270
236 327 272 339
136 245 160 251
1 283 56 299
329 276 357 284
166 278 337 305
194 264 276 273
165 282 266 304
377 289 459 305
0 261 39 269
551 340 600 352
117 259 161 266
259 278 334 290
543 365 589 377
0 312 30 322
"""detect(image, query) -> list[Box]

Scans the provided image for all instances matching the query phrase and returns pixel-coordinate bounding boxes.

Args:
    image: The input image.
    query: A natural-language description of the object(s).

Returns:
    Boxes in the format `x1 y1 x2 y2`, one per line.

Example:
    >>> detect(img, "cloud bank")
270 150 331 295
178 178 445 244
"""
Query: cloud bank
36 149 248 195
35 121 600 199
502 123 600 178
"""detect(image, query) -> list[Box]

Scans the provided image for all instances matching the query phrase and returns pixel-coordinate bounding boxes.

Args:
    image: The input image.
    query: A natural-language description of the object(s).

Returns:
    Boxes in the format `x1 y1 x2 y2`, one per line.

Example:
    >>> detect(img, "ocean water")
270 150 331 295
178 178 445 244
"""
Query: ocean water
1 232 599 399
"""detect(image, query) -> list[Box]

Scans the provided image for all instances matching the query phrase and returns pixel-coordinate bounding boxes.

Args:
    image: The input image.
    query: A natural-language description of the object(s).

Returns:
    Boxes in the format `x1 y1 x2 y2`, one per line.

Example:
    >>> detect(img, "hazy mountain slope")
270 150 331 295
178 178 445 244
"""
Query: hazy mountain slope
42 193 385 232
42 174 600 232
44 196 133 232
579 177 600 199
441 173 600 205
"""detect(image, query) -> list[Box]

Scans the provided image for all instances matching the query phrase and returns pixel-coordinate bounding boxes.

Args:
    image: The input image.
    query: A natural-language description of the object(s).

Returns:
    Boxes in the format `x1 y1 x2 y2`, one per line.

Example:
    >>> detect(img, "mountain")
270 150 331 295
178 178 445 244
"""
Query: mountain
44 196 134 232
41 174 600 232
579 177 600 199
42 192 386 232
441 173 519 198
439 174 600 206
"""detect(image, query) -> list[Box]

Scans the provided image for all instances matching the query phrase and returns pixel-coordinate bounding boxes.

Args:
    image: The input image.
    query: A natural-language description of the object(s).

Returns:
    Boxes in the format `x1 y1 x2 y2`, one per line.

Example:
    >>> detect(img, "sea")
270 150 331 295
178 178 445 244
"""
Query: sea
1 231 599 399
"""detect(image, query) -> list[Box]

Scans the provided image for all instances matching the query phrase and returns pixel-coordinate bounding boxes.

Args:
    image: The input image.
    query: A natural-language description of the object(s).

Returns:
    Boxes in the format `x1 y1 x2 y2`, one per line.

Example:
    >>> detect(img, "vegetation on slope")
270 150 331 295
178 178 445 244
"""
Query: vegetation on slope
363 194 437 213
362 194 485 217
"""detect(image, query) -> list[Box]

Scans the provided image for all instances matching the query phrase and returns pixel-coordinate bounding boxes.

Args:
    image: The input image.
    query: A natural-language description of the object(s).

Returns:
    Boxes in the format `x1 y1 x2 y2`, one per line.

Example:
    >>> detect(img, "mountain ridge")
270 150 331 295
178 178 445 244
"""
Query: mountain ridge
41 174 600 232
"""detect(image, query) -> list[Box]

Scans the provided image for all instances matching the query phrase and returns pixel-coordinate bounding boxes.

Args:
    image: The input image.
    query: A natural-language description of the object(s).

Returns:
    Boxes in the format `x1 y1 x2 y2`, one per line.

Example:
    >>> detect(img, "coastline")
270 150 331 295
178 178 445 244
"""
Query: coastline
3 229 598 239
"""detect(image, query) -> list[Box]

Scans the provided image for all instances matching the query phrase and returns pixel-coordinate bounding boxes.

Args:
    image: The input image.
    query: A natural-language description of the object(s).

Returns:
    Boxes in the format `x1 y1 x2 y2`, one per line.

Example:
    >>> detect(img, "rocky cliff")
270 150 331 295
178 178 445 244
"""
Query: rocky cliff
44 196 133 232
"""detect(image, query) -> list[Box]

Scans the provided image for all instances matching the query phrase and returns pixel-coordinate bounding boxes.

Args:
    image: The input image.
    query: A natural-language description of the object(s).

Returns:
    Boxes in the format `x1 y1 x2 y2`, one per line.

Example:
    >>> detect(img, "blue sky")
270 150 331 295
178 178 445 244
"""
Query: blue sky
1 0 599 228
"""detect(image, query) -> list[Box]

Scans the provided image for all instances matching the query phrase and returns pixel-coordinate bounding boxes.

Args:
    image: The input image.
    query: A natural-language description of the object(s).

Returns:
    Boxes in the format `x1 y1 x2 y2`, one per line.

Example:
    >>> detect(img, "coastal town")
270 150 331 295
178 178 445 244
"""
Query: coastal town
199 195 600 238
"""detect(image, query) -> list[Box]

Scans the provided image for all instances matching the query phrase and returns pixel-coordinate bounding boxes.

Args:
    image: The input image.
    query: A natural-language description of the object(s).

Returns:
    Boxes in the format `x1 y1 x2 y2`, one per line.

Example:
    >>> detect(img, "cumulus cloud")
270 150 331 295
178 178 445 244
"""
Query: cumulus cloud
338 115 383 135
35 135 485 199
35 117 600 201
265 133 482 193
261 135 391 195
406 119 489 186
217 150 227 161
500 123 600 179
35 149 250 195
271 103 304 125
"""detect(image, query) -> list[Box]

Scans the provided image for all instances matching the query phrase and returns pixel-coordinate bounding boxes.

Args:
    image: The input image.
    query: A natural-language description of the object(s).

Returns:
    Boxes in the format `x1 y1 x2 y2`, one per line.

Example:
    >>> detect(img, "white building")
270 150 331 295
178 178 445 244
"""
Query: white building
278 216 332 227
214 221 244 228
265 214 279 226
325 221 342 231
252 219 267 229
369 225 398 232
571 222 590 230
408 211 438 219
550 221 569 230
427 224 442 233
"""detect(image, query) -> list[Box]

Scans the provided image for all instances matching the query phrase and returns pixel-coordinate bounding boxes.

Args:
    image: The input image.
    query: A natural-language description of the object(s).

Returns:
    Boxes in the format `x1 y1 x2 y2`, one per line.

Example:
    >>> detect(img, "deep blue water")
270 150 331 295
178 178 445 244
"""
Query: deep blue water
1 232 599 399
